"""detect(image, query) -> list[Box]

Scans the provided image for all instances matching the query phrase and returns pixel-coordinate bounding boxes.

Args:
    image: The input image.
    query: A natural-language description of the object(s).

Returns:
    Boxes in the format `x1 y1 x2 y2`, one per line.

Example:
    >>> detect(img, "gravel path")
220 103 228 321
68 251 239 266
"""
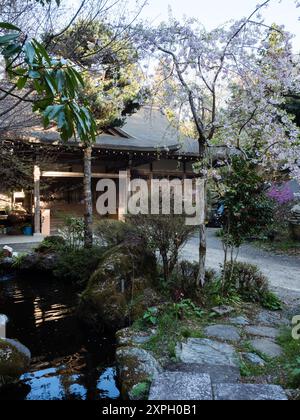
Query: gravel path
182 229 300 292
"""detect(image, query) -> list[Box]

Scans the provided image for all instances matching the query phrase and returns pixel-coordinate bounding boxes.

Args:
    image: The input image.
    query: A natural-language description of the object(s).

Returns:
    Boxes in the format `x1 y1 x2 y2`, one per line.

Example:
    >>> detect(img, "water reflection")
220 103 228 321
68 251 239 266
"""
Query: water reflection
21 366 120 400
0 278 120 400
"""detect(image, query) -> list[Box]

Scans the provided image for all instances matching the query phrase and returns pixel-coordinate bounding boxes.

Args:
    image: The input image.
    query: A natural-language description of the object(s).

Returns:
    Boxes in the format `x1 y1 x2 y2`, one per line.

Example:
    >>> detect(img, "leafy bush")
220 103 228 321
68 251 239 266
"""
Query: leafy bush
127 211 197 283
58 217 85 250
222 262 281 310
95 220 136 247
164 261 216 300
54 246 105 285
220 157 275 249
35 236 66 254
278 328 300 388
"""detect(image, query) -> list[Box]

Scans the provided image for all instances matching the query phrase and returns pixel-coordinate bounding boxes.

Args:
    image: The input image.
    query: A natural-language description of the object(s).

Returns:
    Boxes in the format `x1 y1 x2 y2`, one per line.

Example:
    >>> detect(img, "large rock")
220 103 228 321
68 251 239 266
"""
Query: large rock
204 325 241 343
116 328 154 347
0 338 31 387
213 383 287 401
176 338 240 368
79 246 159 331
255 310 286 327
250 338 282 358
166 363 240 384
241 353 266 367
149 372 213 401
17 253 58 276
0 257 15 279
116 347 162 399
228 316 250 326
212 306 235 316
245 326 279 339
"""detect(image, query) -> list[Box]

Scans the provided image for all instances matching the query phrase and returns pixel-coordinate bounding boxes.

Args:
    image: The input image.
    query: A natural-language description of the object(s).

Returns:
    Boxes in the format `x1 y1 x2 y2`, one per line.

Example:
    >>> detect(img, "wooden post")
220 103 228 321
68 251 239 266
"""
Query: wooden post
34 165 41 236
83 146 93 248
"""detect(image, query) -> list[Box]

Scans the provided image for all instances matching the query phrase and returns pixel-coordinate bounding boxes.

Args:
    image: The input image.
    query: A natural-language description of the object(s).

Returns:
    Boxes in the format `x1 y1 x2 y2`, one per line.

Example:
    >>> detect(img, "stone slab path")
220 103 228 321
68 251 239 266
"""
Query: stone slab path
149 372 213 401
149 307 291 401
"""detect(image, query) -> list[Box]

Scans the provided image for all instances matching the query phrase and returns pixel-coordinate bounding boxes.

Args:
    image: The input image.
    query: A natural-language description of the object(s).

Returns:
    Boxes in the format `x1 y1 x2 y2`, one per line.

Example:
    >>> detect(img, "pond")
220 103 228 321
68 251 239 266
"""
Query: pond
0 277 120 400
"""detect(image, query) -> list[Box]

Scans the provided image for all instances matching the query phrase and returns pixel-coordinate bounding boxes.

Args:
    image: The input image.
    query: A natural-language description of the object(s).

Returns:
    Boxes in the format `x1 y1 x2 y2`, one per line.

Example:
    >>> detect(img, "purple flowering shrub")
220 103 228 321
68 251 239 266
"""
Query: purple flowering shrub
267 183 294 204
267 182 295 240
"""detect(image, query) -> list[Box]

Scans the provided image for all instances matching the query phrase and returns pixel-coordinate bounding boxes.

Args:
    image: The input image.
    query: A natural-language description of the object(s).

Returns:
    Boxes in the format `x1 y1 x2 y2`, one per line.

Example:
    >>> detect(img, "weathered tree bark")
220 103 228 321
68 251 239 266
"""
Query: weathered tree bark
83 146 93 248
196 143 207 288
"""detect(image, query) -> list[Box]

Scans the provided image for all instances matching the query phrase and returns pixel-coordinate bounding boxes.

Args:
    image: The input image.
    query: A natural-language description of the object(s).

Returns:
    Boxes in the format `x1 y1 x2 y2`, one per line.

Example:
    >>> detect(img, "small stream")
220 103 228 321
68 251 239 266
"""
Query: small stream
0 277 120 400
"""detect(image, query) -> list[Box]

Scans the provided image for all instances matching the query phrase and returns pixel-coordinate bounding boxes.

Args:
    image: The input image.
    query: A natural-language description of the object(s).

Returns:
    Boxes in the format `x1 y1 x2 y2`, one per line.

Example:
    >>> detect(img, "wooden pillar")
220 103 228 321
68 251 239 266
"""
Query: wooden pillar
118 170 131 221
34 165 41 236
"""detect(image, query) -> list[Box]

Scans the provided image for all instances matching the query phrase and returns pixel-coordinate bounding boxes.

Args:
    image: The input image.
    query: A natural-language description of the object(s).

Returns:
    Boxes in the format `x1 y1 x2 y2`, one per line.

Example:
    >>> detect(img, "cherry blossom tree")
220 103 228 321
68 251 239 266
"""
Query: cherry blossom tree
139 0 300 287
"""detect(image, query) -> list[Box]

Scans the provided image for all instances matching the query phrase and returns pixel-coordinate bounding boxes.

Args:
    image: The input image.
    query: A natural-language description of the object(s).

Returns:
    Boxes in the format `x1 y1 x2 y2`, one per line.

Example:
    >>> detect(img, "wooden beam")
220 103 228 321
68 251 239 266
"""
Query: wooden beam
41 171 127 179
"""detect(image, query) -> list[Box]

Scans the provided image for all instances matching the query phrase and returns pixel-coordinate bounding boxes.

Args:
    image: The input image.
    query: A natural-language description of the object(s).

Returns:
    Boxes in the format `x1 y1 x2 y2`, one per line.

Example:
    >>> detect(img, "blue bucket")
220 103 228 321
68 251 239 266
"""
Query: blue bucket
23 226 33 236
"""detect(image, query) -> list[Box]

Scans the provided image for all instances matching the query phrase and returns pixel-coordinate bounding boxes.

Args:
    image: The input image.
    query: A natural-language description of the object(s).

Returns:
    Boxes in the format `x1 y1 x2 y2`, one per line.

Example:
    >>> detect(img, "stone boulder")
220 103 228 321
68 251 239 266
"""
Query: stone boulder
0 338 31 387
116 347 162 399
79 246 159 331
116 328 155 347
17 253 58 277
0 257 14 279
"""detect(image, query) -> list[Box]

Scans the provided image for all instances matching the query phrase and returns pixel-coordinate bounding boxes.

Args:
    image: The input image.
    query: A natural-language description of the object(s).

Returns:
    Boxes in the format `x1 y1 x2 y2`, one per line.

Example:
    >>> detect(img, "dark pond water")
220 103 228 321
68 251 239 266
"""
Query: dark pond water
0 277 120 400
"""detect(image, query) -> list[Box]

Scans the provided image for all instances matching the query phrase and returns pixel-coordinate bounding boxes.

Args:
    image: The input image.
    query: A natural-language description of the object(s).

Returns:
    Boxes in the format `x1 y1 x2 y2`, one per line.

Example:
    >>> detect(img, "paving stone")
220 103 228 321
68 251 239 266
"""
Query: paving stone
255 310 286 326
166 363 240 384
176 338 240 368
204 324 241 343
250 338 283 358
228 316 250 326
149 372 213 400
212 305 235 316
213 383 288 401
241 353 266 367
245 326 279 339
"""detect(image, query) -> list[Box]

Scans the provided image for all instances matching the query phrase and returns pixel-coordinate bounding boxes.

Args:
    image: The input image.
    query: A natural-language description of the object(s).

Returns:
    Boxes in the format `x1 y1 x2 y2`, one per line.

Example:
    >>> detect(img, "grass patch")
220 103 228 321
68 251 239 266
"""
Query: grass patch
277 327 300 388
255 237 300 255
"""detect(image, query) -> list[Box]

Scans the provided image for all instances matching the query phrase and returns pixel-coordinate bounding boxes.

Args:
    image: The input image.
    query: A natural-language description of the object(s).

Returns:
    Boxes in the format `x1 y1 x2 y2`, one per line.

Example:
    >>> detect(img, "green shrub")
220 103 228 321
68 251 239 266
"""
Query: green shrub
58 217 85 250
54 246 105 286
96 220 136 247
165 261 216 299
35 236 66 254
278 328 300 388
222 262 281 310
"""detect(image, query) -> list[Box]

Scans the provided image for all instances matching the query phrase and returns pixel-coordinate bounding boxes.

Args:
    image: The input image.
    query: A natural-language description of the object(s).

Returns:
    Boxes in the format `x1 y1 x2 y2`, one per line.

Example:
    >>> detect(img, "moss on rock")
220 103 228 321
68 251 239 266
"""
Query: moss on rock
79 245 159 331
0 339 31 387
116 346 162 399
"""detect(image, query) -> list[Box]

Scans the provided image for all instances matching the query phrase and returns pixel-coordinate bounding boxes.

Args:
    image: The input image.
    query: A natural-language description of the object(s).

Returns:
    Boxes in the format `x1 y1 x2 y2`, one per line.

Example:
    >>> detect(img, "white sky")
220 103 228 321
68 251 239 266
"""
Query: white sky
134 0 300 50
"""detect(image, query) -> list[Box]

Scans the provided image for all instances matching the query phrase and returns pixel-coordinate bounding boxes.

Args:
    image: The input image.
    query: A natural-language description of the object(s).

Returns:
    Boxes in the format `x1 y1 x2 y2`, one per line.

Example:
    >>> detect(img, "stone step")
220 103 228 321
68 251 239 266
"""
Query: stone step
176 338 240 368
149 371 288 400
149 372 213 401
165 363 240 384
213 383 288 401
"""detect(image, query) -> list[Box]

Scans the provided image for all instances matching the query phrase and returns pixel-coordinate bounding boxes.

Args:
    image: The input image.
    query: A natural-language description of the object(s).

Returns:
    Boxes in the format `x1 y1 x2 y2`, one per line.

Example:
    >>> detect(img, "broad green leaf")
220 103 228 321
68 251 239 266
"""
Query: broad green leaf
44 104 64 120
28 70 40 79
2 43 22 58
32 39 51 65
56 69 65 92
45 73 57 95
57 110 66 129
0 22 21 32
16 76 28 90
0 33 19 45
24 42 36 64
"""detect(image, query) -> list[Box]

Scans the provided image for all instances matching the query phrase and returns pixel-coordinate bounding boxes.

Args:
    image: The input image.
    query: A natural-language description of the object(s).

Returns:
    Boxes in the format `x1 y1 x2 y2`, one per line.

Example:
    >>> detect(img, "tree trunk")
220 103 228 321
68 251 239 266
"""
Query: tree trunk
197 222 207 287
197 143 207 288
83 146 93 248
